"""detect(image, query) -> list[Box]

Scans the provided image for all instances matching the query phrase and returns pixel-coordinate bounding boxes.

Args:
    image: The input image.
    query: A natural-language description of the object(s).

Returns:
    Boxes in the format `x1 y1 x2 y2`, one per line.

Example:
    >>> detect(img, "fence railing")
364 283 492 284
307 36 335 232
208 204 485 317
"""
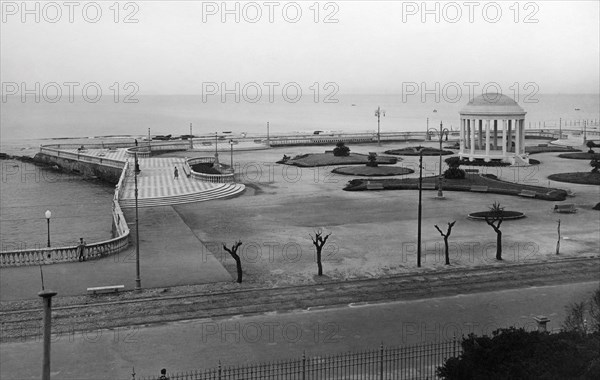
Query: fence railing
136 340 461 380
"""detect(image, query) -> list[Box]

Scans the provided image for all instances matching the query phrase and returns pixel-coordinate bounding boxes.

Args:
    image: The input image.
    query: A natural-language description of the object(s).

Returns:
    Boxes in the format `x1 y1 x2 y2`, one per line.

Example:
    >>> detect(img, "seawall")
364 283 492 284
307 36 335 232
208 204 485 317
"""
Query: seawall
33 152 122 184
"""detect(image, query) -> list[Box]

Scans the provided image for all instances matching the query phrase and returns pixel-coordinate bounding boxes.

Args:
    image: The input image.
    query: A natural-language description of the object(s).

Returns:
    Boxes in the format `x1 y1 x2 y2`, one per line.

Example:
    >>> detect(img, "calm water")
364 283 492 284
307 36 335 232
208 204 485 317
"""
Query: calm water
0 159 114 251
1 93 599 142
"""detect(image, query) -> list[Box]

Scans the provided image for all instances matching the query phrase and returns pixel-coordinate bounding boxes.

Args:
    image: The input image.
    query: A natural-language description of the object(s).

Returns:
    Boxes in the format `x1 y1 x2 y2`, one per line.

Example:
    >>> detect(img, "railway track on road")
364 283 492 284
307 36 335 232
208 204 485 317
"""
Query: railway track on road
1 257 598 343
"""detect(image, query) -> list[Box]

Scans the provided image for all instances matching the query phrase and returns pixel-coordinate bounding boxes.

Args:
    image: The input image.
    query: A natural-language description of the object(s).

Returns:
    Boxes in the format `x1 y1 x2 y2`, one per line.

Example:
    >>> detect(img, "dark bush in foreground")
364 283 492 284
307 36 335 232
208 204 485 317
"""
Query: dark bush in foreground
438 328 600 380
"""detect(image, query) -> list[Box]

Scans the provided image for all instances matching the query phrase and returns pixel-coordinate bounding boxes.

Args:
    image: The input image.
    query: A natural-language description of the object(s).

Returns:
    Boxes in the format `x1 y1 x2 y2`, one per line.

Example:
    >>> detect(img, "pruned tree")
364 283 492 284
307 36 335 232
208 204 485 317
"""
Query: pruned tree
310 230 331 276
556 219 561 255
590 158 600 173
333 142 350 157
586 140 596 154
434 221 456 265
223 241 243 283
484 202 504 260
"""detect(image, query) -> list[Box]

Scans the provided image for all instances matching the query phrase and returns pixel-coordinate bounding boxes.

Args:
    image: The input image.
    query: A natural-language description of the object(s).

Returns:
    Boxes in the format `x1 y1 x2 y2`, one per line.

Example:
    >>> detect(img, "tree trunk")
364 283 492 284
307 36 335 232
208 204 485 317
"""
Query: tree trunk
444 238 450 265
235 258 243 283
496 231 502 260
316 248 323 276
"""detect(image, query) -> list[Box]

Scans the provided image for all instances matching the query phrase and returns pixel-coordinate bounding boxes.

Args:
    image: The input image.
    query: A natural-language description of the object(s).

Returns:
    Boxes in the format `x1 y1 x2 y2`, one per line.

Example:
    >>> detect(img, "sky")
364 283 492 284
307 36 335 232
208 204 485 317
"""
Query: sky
1 0 599 95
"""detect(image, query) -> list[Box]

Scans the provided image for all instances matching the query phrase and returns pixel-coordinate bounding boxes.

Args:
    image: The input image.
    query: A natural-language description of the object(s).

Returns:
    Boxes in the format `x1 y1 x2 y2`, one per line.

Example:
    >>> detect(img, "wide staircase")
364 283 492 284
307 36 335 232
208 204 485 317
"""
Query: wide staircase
119 183 245 208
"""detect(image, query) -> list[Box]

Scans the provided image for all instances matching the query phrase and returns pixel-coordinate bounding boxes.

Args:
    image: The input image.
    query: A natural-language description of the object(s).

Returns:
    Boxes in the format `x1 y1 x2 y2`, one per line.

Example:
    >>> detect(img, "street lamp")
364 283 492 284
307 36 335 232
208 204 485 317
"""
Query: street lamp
215 132 219 163
375 106 385 146
417 148 423 268
427 121 450 198
134 153 141 291
229 139 235 173
44 210 51 247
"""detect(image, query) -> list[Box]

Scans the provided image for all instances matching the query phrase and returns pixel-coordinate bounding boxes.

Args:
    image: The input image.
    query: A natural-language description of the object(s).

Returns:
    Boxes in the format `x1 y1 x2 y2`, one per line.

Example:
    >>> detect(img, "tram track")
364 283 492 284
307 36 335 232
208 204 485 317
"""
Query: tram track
1 257 598 343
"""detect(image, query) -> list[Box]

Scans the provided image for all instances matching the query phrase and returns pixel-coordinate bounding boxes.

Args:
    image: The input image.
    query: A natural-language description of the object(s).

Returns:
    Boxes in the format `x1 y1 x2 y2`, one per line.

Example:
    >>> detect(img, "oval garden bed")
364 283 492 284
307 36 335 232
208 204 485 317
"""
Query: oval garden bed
332 166 414 177
558 152 600 160
468 211 525 220
279 152 397 167
548 172 600 185
385 147 454 156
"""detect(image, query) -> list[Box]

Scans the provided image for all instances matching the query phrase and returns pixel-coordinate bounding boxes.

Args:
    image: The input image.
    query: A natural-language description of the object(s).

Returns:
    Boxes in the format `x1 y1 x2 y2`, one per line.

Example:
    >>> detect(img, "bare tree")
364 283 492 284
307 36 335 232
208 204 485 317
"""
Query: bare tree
223 241 243 283
484 202 504 261
556 219 561 255
310 230 331 276
434 221 456 265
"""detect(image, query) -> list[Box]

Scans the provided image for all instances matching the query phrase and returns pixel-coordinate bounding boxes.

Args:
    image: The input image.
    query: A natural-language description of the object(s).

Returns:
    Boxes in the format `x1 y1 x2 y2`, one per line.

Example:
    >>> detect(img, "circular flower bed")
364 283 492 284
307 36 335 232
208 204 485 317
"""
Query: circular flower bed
332 166 414 177
467 211 525 220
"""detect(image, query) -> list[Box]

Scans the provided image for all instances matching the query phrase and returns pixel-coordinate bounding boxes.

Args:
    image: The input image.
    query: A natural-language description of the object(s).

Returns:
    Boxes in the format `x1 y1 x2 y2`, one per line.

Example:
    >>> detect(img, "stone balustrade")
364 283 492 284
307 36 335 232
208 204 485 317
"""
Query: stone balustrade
39 146 125 169
186 157 236 183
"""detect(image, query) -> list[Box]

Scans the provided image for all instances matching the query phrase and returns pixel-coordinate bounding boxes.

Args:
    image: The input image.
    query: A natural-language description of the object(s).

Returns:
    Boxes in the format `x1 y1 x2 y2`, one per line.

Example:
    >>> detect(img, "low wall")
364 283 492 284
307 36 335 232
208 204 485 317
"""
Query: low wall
0 163 131 267
35 152 124 184
186 157 236 183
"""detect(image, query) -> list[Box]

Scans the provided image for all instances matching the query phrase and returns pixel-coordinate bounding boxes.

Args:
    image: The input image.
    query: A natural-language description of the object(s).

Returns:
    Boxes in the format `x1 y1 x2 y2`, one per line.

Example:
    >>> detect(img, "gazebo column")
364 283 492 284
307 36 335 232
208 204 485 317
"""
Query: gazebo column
515 119 521 155
502 119 507 158
459 119 465 154
493 120 498 150
507 121 513 152
470 119 476 159
485 120 491 161
520 119 526 154
478 121 483 150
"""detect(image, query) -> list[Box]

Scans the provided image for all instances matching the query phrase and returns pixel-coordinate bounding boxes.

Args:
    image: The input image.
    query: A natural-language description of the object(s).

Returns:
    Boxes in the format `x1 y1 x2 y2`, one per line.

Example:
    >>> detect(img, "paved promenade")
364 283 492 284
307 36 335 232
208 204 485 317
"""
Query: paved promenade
0 205 231 301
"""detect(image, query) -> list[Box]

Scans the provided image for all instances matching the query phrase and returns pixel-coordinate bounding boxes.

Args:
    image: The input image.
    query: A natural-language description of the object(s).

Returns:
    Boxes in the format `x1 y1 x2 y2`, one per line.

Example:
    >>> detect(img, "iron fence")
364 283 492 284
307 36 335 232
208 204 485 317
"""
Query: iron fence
136 339 461 380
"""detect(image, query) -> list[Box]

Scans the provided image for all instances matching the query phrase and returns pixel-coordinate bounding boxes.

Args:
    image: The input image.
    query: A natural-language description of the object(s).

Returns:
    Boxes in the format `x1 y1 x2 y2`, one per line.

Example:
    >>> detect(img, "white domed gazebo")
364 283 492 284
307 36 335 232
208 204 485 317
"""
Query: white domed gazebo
459 93 528 165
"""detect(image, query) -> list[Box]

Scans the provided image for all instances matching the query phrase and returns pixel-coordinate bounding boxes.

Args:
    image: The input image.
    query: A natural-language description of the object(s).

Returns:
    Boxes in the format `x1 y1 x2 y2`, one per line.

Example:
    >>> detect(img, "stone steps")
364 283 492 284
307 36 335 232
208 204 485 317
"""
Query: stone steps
119 183 245 208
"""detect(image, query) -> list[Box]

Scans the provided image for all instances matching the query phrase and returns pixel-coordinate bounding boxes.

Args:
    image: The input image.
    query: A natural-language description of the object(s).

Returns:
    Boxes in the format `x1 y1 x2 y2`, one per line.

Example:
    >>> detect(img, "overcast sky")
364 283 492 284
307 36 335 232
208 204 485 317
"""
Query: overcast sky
1 1 599 95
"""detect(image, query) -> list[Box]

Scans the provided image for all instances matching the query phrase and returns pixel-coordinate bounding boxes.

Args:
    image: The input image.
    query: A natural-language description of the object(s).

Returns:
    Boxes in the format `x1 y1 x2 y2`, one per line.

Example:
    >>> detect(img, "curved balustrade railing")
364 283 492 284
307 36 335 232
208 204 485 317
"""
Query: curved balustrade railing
186 157 236 183
39 145 126 169
0 163 131 267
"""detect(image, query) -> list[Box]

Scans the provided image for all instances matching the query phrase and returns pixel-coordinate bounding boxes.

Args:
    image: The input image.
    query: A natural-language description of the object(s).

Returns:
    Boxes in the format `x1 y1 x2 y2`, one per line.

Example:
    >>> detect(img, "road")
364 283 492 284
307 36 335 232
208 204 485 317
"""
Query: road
1 281 598 380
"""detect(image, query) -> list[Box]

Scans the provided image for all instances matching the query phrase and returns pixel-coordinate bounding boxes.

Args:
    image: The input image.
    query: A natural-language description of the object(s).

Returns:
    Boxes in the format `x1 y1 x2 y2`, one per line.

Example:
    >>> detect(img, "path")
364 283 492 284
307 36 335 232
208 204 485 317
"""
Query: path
0 205 231 301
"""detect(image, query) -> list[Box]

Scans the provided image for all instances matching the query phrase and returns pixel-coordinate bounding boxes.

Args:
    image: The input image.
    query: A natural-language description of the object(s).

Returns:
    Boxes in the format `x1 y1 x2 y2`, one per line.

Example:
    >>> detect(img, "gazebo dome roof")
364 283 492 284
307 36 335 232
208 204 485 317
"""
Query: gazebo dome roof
460 93 526 116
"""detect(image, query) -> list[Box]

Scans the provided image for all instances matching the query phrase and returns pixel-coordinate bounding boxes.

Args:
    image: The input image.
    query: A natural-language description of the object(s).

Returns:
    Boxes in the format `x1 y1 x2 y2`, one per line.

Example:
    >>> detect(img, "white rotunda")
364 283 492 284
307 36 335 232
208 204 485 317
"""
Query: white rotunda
459 93 529 165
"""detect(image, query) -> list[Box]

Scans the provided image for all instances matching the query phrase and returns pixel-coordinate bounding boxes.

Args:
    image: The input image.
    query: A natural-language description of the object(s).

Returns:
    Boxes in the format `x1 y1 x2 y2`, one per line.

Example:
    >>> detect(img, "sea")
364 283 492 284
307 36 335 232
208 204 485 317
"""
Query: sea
1 93 599 153
1 93 599 250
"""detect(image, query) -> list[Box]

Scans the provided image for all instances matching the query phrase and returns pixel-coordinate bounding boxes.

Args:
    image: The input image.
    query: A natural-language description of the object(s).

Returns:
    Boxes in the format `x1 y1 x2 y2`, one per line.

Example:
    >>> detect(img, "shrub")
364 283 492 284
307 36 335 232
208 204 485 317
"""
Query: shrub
587 141 596 154
591 158 600 173
444 167 465 179
437 328 600 380
333 142 350 157
366 152 378 167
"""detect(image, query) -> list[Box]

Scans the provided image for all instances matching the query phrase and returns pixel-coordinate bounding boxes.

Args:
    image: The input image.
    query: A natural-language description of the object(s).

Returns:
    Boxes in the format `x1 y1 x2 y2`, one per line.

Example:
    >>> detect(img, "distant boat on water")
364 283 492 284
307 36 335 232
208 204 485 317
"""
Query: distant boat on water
575 108 581 110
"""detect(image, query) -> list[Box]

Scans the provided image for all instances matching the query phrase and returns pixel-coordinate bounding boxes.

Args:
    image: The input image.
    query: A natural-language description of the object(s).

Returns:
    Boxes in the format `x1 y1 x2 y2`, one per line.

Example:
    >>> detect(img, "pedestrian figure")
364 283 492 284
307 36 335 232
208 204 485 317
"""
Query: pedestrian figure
134 139 138 146
77 238 87 262
159 368 169 380
174 166 179 180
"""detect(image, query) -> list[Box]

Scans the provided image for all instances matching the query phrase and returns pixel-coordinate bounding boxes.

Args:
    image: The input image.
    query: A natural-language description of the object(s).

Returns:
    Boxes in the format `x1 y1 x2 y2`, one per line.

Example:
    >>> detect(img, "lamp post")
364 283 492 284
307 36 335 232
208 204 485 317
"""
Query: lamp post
417 149 423 268
44 210 51 247
189 123 194 150
134 153 141 291
38 289 57 380
267 122 270 147
229 139 234 172
375 106 385 146
214 132 219 164
427 121 449 198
